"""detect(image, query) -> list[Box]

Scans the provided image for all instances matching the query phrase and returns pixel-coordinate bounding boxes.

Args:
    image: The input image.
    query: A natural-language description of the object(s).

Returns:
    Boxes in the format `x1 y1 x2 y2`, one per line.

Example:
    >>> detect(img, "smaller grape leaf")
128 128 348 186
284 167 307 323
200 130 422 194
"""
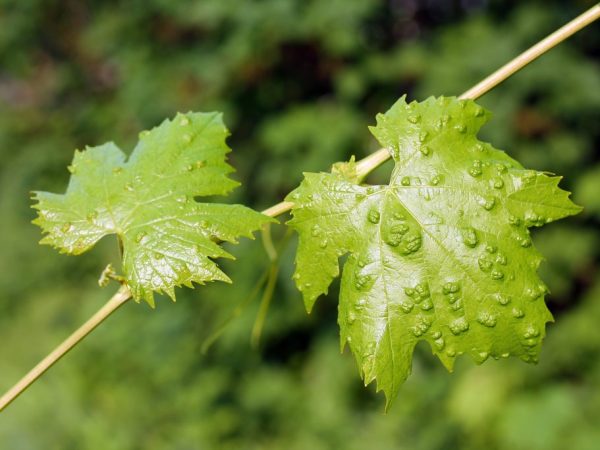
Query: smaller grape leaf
286 96 582 407
32 112 274 306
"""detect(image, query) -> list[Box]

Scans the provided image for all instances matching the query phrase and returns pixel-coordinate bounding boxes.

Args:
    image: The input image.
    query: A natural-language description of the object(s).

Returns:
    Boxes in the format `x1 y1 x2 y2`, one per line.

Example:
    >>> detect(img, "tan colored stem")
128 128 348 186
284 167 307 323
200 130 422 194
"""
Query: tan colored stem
459 3 600 100
259 4 600 219
1 3 598 413
0 285 131 412
261 201 295 218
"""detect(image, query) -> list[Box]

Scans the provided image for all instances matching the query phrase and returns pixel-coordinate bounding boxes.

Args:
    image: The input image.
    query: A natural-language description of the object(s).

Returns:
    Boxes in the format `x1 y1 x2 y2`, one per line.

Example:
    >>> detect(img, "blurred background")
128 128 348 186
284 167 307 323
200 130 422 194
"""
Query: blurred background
1 0 599 448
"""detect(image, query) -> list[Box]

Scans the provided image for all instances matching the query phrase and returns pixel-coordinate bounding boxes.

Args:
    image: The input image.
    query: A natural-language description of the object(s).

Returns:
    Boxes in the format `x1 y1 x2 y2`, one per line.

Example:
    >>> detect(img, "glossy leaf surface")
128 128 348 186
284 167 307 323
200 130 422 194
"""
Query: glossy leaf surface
287 96 581 406
33 112 273 306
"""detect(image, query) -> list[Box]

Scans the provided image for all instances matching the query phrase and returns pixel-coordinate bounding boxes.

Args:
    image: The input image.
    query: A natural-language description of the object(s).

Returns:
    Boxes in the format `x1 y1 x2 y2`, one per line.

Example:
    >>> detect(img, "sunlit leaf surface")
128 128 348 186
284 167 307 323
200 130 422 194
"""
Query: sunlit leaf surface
287 96 581 406
33 112 273 306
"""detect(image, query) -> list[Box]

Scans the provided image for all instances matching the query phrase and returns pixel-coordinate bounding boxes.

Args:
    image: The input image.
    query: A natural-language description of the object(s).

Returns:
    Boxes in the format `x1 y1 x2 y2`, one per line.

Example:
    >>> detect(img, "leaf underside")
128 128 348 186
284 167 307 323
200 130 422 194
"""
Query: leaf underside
33 112 274 306
286 96 582 407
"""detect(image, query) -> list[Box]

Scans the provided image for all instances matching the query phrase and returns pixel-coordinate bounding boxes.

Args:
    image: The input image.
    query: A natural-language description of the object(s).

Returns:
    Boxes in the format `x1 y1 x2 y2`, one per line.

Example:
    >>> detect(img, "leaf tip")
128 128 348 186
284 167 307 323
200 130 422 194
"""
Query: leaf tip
383 396 395 413
221 274 233 284
143 295 156 309
303 295 317 314
165 287 177 302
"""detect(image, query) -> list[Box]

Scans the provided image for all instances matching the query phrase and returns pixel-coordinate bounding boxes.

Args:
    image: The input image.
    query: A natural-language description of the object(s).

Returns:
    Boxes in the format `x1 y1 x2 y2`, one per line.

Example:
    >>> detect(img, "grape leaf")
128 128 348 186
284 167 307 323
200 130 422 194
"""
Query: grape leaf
32 112 274 306
286 96 581 407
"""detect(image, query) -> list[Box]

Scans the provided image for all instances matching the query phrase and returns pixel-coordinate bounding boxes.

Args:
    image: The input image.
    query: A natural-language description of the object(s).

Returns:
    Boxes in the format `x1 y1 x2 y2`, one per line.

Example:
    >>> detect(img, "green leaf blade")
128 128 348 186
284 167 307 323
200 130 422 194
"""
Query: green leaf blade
288 96 581 406
285 171 366 312
32 142 127 254
33 112 274 305
129 112 239 198
507 173 583 225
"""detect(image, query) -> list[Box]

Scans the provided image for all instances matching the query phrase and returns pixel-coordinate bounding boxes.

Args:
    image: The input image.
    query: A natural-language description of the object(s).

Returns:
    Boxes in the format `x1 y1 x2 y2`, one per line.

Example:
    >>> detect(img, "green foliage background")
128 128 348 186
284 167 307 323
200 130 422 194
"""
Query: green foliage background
0 0 599 448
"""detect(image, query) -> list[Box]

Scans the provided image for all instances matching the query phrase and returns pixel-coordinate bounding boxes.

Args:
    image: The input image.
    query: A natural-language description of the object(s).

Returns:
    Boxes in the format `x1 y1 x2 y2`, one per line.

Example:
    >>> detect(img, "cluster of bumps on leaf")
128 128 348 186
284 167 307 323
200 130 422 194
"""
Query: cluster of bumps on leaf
33 96 581 406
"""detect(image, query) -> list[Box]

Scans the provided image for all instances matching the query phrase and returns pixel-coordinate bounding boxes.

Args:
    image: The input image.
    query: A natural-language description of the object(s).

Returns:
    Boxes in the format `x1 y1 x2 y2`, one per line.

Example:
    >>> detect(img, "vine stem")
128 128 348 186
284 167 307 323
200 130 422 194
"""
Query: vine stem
1 4 598 413
0 285 131 411
264 2 600 216
459 3 600 100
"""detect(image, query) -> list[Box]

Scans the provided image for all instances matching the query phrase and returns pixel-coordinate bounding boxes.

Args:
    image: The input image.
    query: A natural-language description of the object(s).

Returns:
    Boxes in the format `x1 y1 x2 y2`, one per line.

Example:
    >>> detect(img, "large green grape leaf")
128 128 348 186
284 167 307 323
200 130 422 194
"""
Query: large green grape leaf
286 96 581 407
33 112 274 306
